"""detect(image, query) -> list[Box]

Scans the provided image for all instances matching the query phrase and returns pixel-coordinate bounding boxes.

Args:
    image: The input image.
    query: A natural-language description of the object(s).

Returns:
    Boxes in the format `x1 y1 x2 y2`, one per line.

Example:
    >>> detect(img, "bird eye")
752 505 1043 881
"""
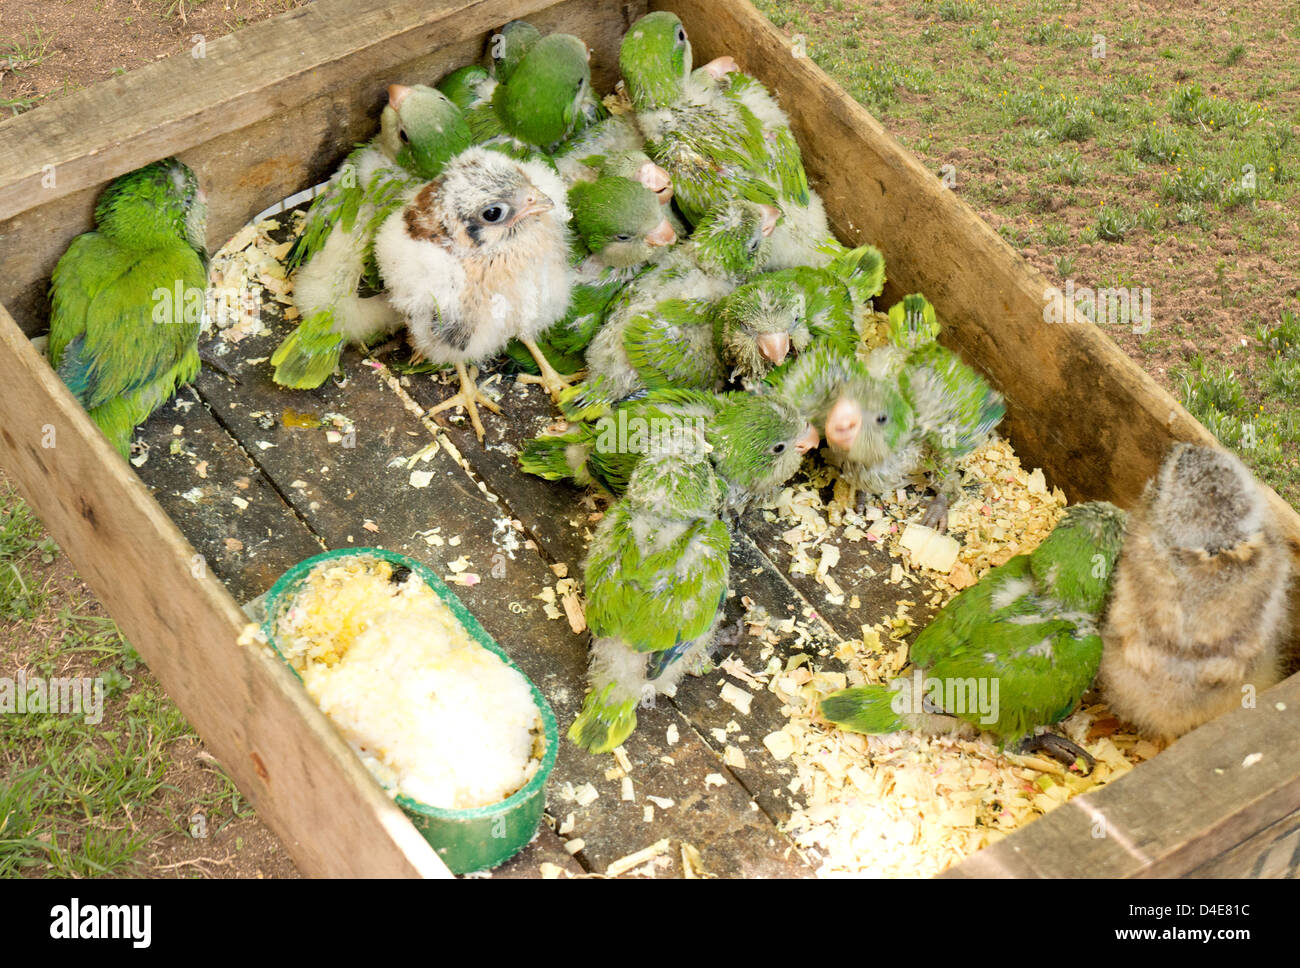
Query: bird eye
770 442 786 455
747 237 759 253
675 26 686 45
480 204 509 223
614 233 633 242
399 128 409 144
876 413 888 425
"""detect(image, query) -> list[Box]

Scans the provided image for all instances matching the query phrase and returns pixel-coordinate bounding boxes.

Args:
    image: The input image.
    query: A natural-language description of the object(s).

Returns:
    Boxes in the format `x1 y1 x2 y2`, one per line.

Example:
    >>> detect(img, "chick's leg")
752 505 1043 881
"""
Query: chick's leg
516 338 585 405
426 361 502 441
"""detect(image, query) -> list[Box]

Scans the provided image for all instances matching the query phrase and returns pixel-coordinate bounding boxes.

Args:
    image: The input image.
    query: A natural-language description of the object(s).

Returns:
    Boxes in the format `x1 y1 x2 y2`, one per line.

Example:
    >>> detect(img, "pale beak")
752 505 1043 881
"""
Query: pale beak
510 192 555 224
795 423 820 455
388 84 413 110
825 396 862 451
645 218 677 247
636 161 674 204
701 55 739 80
756 331 791 364
759 204 782 238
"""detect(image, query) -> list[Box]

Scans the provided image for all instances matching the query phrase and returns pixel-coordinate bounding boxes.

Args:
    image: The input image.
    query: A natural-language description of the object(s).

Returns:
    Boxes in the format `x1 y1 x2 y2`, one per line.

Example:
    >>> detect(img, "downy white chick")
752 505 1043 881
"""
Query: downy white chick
1099 443 1294 741
375 147 573 439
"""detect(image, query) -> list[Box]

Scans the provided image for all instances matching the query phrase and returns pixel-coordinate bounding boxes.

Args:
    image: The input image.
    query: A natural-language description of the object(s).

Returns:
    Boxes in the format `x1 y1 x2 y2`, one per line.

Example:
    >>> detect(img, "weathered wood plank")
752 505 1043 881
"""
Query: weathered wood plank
945 672 1300 878
133 387 325 604
0 303 448 878
1189 810 1300 879
0 0 646 335
190 320 812 876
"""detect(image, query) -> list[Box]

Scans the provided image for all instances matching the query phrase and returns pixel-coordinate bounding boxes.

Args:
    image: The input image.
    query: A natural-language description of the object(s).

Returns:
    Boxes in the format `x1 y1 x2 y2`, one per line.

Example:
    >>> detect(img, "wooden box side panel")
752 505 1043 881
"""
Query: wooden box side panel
0 303 449 877
0 0 643 335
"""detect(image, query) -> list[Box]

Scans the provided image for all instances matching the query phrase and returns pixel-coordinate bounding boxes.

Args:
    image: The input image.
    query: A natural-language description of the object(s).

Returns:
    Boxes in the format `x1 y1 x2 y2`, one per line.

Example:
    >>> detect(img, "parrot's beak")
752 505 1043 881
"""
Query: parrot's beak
756 331 791 364
510 192 555 224
701 55 739 80
645 218 677 247
636 161 674 204
759 204 782 238
388 84 414 110
825 397 862 451
795 423 820 455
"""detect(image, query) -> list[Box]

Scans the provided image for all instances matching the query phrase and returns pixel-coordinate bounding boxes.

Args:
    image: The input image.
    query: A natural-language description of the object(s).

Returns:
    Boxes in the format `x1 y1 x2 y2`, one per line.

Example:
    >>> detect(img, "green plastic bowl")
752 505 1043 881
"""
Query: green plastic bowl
263 548 558 874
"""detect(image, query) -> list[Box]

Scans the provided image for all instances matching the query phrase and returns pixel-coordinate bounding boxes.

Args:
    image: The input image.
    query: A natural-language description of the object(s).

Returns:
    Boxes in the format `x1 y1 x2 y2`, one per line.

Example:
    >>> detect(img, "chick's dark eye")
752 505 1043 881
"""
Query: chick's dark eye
480 204 508 224
675 26 686 44
771 442 786 455
614 233 633 242
399 128 409 143
876 413 888 425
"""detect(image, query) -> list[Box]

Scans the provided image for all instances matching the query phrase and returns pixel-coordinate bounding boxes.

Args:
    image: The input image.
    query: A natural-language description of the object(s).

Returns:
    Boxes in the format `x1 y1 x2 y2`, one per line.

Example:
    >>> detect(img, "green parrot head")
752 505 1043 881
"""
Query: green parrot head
1029 501 1128 615
599 150 675 206
619 11 692 111
492 33 591 149
693 200 781 278
887 293 941 350
94 157 207 257
713 275 812 381
379 84 473 179
823 368 916 468
437 64 492 111
487 19 542 81
569 175 677 268
708 392 819 500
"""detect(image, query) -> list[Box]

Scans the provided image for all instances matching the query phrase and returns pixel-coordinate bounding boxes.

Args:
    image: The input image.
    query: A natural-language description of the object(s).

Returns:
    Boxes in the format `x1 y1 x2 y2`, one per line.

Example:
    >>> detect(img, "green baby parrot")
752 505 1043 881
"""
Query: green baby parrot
487 19 541 82
712 273 812 383
619 12 842 269
521 387 819 517
557 198 778 420
774 342 918 504
468 33 592 157
571 441 731 753
820 501 1128 768
48 158 208 458
272 84 472 389
867 293 1006 528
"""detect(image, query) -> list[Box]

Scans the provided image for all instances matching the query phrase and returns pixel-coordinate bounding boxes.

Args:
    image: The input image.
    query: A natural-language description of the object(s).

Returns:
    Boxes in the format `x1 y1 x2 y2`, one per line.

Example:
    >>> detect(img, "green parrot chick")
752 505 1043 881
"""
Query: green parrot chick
491 33 592 151
713 273 811 382
820 501 1128 761
49 158 208 458
569 174 677 269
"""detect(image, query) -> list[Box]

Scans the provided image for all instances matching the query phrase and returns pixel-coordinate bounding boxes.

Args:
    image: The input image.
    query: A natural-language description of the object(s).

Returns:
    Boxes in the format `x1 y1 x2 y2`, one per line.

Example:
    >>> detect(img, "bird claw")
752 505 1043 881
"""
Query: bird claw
426 363 502 442
517 339 584 406
1018 732 1096 774
920 494 950 533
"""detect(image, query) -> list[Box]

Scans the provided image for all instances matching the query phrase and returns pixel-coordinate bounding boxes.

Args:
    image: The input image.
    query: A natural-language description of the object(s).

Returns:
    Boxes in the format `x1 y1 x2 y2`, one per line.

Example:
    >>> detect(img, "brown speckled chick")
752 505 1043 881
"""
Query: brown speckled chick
1099 443 1294 741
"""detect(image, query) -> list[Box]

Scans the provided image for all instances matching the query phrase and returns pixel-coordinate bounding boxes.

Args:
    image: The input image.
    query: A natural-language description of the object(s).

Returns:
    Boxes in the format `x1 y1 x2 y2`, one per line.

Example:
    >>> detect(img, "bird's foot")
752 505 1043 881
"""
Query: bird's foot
1018 732 1096 774
920 493 950 533
426 363 502 442
517 339 584 405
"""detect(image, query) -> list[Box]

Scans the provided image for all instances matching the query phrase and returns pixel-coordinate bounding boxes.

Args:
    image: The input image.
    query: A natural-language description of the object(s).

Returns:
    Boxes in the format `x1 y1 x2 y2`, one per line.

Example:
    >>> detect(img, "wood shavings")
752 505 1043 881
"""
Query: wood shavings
605 838 671 877
723 745 747 770
613 746 633 773
704 773 727 788
756 438 1150 877
539 863 565 879
574 783 599 807
558 813 575 835
408 470 434 489
680 843 708 879
645 795 674 810
719 682 754 716
564 839 585 855
666 724 679 746
621 777 635 802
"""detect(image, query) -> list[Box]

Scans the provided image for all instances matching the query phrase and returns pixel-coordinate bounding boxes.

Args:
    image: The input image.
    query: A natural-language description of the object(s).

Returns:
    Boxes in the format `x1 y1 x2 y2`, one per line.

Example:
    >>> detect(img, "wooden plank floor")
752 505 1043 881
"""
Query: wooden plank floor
129 213 944 876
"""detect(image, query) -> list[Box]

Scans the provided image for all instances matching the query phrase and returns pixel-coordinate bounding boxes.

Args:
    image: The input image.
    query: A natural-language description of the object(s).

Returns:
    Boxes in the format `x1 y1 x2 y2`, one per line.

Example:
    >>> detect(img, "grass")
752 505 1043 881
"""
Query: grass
754 0 1300 503
0 478 255 876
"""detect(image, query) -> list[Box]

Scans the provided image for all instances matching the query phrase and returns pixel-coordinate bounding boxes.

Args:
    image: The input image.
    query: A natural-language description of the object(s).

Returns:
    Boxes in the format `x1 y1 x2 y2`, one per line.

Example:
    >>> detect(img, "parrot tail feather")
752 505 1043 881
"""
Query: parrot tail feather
271 314 344 389
568 684 638 754
819 685 909 735
518 428 592 484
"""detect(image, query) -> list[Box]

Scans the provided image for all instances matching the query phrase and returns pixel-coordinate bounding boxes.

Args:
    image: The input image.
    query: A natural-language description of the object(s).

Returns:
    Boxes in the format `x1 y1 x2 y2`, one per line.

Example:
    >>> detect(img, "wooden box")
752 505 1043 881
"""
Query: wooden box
1 0 1297 878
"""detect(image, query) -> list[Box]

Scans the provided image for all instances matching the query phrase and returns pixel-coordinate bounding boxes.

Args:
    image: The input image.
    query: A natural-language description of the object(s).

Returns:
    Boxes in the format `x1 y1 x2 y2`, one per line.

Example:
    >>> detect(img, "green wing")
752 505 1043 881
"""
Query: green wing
285 145 370 274
50 233 204 455
624 298 725 392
